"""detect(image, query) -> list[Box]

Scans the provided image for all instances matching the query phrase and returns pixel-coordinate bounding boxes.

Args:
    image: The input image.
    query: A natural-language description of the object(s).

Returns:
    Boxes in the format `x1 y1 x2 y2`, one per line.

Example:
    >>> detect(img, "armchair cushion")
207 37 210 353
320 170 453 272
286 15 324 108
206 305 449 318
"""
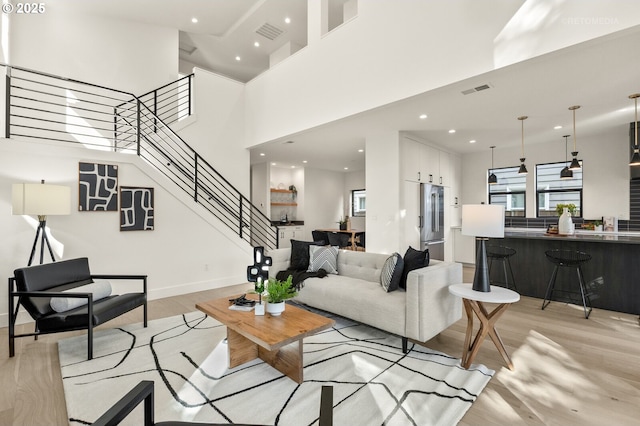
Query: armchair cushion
50 280 112 312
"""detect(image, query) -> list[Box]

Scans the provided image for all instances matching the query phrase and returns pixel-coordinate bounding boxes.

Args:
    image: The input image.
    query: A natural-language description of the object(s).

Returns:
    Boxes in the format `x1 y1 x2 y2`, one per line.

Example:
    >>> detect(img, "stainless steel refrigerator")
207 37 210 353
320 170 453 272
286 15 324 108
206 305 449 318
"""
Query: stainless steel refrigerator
420 183 445 260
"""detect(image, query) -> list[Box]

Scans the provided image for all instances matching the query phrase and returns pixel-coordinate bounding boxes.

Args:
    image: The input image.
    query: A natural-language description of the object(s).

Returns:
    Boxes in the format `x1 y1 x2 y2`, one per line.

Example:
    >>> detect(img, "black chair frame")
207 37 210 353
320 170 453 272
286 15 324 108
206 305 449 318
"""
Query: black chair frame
9 272 147 360
92 380 334 426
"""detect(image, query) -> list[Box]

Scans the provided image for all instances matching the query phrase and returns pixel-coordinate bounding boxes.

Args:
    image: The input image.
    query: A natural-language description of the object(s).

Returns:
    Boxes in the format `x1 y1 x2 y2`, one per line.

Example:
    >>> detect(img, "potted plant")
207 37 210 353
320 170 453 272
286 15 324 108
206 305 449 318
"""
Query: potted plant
555 203 577 216
337 217 347 230
266 275 297 316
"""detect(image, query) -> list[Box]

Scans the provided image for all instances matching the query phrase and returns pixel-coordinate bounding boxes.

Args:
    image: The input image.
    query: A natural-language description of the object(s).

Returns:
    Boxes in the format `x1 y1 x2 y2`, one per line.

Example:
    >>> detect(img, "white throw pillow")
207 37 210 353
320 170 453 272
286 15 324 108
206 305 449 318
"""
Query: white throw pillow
307 245 339 274
50 280 112 313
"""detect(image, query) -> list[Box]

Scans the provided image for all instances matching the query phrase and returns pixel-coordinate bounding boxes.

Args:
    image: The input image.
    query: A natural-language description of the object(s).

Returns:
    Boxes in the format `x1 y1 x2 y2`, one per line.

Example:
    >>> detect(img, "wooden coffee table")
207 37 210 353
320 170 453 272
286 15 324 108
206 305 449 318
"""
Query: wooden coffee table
196 295 334 383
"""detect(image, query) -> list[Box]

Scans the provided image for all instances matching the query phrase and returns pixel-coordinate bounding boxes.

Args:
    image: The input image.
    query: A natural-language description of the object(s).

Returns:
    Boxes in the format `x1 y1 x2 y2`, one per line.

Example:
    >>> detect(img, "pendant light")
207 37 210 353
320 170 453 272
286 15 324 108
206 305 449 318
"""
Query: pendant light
629 93 640 166
560 134 573 179
568 105 581 170
517 116 528 175
488 145 497 184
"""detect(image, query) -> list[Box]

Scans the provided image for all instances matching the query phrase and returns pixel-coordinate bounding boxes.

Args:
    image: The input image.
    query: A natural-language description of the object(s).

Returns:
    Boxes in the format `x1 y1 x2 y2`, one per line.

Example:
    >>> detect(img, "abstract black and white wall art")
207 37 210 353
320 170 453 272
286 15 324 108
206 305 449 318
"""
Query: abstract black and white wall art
78 162 118 211
120 186 154 231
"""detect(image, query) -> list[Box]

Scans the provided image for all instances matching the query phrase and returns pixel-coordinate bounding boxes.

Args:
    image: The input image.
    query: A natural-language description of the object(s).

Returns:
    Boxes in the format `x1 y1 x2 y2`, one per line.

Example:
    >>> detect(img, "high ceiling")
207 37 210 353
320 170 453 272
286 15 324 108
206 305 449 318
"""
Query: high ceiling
57 1 640 173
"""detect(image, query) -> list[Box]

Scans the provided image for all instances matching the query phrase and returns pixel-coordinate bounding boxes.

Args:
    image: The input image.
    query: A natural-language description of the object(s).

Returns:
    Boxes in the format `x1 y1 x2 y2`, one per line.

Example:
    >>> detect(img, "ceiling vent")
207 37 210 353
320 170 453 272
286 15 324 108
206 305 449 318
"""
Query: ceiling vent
461 83 493 95
256 22 284 41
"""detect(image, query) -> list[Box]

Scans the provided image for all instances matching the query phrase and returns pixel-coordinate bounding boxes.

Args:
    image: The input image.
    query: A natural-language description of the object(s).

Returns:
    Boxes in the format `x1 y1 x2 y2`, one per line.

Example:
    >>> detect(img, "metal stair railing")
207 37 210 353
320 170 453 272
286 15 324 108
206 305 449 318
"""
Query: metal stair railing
3 64 278 249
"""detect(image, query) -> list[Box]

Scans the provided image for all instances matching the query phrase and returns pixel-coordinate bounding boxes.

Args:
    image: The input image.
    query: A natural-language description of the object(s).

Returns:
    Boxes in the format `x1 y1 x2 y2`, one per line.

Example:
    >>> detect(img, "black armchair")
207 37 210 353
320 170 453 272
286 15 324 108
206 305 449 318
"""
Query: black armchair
92 381 334 426
9 257 147 360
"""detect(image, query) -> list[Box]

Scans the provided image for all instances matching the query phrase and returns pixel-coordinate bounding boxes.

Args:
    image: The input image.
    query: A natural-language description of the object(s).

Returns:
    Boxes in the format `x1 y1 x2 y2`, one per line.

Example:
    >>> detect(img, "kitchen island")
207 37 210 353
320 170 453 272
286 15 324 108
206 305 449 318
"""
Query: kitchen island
489 229 640 314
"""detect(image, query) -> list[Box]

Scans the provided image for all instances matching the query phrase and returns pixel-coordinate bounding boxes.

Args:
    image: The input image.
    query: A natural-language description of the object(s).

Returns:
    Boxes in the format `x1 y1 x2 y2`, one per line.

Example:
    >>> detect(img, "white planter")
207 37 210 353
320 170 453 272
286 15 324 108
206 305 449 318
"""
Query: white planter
558 207 574 235
266 301 285 316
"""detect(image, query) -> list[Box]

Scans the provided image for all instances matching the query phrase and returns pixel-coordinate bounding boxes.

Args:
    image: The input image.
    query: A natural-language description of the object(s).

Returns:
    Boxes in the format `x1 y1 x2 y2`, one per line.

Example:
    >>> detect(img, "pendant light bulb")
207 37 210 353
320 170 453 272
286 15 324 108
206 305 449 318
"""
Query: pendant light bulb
629 94 640 166
569 105 581 170
560 134 573 179
488 145 497 184
518 116 528 175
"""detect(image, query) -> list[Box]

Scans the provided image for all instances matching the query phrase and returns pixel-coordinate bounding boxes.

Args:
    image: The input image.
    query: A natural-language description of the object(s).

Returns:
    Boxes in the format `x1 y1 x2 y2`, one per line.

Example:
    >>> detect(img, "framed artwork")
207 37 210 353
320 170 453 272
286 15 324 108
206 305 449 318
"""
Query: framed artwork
120 187 154 231
78 162 118 211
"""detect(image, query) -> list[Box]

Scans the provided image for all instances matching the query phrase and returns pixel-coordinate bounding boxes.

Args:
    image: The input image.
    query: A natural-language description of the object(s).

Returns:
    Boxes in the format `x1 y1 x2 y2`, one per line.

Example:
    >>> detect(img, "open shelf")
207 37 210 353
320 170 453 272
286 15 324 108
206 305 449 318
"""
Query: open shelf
271 202 298 206
270 189 295 193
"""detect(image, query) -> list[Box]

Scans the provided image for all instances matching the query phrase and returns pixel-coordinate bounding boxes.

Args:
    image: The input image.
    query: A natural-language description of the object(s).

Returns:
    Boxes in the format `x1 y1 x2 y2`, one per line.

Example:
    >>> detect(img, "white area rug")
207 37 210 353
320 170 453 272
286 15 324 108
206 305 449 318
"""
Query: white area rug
58 310 493 425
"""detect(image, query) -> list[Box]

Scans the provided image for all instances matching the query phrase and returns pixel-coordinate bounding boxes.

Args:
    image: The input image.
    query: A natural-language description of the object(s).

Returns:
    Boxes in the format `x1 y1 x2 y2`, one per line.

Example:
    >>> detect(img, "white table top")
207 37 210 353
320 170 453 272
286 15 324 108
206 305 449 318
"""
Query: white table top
448 283 520 304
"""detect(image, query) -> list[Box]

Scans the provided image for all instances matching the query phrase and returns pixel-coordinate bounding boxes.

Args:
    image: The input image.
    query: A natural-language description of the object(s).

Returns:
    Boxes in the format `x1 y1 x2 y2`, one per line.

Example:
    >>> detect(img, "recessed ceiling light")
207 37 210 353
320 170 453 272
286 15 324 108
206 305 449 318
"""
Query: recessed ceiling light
554 125 562 130
344 167 349 170
259 153 265 156
419 114 428 119
235 56 241 61
469 140 476 144
284 17 291 24
271 162 276 166
303 160 308 163
358 149 364 153
448 129 456 134
254 41 260 47
291 166 295 169
191 18 198 23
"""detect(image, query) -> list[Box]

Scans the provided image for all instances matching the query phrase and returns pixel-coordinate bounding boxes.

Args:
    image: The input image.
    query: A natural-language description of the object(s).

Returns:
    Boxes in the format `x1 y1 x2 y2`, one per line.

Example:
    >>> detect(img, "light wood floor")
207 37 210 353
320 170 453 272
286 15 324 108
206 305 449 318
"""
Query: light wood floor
2 269 639 425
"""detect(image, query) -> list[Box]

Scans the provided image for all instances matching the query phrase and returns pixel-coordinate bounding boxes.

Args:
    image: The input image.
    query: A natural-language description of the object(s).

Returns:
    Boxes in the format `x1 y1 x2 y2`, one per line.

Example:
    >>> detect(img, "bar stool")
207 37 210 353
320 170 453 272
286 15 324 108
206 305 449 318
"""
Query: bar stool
486 245 518 291
542 249 593 319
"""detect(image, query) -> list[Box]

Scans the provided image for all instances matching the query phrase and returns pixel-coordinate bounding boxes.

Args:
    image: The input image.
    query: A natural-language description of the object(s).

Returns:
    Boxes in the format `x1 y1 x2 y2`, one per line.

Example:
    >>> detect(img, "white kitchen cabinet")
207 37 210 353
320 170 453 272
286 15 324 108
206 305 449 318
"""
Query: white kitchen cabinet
449 154 461 206
277 226 305 248
401 137 452 186
453 228 476 264
401 138 422 182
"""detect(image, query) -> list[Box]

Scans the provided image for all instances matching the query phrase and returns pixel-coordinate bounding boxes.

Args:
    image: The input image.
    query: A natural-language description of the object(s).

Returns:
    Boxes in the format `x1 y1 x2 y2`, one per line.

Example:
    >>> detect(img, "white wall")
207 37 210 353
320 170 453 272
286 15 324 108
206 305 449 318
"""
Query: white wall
0 140 252 327
175 68 249 195
8 6 178 95
303 168 345 234
251 162 269 216
344 169 365 231
244 0 640 148
461 125 630 220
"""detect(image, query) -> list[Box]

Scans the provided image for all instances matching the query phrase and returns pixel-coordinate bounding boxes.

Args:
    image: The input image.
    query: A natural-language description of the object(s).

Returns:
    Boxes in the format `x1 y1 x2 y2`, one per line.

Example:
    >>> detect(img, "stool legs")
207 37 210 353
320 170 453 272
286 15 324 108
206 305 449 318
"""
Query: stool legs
542 265 592 319
489 257 518 291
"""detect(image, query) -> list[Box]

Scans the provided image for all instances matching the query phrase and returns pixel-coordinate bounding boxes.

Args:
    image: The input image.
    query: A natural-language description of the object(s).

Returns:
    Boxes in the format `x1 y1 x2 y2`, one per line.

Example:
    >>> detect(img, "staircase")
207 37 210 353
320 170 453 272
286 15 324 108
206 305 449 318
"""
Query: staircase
3 64 278 249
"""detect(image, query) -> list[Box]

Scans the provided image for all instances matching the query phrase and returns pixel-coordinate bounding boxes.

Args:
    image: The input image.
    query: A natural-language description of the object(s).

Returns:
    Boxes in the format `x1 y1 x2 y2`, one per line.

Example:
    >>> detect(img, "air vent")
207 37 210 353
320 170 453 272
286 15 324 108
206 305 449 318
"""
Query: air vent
256 22 284 41
461 83 493 95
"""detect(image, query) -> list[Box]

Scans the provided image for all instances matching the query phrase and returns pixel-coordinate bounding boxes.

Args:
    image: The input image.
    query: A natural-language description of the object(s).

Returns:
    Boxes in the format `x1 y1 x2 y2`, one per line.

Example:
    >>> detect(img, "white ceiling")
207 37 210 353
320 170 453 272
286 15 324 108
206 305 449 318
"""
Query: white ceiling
59 1 640 174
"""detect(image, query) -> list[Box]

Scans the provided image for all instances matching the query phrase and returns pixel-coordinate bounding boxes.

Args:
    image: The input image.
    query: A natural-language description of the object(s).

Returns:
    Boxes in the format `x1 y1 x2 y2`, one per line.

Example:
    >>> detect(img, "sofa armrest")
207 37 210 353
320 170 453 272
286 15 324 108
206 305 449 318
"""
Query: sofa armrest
404 260 463 343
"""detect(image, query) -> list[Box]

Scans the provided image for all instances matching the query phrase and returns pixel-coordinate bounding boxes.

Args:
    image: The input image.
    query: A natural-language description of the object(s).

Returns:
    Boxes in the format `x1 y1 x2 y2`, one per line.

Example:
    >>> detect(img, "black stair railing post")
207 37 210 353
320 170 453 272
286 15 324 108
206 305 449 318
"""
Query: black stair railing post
113 106 118 152
188 75 192 117
136 98 141 156
239 196 243 239
5 67 11 139
153 90 157 133
194 153 199 203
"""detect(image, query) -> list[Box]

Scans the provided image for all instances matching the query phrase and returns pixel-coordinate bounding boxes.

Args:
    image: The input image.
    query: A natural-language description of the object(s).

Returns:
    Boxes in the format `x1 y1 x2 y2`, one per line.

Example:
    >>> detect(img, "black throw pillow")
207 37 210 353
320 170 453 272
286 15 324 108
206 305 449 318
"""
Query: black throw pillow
399 246 430 289
289 240 323 271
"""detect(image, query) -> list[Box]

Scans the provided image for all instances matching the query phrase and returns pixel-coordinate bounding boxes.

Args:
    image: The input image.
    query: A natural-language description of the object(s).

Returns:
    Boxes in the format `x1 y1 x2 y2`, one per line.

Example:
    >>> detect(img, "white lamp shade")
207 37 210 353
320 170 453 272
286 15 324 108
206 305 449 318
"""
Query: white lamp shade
12 183 71 216
461 204 505 238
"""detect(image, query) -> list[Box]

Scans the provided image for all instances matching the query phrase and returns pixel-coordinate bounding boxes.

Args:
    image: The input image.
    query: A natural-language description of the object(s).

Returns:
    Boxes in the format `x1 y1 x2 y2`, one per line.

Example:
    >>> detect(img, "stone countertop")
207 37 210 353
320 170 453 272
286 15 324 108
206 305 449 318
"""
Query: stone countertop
503 228 640 244
272 221 305 227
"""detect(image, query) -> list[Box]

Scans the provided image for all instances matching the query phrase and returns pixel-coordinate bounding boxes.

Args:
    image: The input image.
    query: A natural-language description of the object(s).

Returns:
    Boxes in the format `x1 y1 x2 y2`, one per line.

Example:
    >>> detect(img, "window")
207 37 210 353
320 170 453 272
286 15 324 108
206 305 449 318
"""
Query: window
536 161 583 217
351 189 366 217
488 166 526 217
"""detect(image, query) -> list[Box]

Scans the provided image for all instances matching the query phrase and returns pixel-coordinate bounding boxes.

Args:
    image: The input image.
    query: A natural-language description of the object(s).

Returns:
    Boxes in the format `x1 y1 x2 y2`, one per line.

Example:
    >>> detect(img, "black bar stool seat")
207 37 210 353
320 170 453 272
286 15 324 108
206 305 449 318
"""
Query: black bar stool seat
486 245 518 291
542 249 593 318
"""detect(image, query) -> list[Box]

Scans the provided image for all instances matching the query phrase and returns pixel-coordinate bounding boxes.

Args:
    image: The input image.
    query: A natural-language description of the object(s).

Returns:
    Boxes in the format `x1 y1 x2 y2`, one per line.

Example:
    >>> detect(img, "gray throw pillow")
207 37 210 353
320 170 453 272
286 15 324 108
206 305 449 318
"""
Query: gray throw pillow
380 253 404 292
307 246 339 274
50 280 112 313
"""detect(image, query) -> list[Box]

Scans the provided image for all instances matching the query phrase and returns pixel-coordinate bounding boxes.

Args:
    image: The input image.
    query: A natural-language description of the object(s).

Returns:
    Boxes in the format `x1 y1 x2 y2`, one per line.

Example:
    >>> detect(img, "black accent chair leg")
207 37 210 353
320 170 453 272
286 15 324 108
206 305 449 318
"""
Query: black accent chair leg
8 278 15 357
319 385 333 426
88 296 94 360
402 337 408 353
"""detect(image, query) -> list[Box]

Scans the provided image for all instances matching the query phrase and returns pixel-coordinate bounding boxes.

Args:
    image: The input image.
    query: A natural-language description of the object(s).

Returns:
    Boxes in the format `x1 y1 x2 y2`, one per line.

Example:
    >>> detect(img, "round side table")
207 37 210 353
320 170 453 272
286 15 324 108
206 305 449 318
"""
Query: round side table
448 283 520 370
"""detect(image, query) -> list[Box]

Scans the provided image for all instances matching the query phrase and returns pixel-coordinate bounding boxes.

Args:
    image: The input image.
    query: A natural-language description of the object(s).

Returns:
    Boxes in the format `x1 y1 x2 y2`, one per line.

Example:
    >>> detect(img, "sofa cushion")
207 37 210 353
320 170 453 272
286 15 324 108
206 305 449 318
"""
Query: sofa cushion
290 240 323 271
380 253 404 292
337 250 390 282
50 280 113 313
308 246 339 274
400 246 429 289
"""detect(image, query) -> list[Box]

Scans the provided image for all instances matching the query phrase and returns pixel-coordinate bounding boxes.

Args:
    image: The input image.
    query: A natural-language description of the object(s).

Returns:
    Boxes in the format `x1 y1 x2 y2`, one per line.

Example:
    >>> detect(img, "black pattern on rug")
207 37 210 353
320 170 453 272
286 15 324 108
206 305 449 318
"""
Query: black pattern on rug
59 307 493 426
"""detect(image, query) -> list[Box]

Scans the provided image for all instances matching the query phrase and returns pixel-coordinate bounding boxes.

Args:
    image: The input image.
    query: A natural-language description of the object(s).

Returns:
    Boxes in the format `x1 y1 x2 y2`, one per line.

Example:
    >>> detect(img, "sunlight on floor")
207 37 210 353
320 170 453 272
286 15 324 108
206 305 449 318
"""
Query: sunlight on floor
170 339 228 421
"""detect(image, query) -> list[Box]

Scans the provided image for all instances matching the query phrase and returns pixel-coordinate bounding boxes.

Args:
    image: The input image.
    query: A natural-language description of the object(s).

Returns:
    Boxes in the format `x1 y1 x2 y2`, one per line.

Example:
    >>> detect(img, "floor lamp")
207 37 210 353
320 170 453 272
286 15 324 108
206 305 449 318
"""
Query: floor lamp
461 204 505 292
12 180 71 265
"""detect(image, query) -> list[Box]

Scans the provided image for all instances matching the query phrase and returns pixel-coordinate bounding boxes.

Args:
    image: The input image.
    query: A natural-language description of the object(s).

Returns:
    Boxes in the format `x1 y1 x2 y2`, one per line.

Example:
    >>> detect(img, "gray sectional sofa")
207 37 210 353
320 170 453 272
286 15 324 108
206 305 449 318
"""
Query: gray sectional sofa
268 248 462 352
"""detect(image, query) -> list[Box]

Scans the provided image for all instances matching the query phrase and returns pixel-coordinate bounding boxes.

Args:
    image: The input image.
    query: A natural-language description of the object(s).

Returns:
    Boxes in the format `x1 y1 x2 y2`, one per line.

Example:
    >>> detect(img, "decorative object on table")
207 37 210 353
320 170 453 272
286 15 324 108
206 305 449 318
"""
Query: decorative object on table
12 179 71 265
246 246 272 315
488 145 498 185
265 275 297 316
288 184 297 200
78 162 118 211
120 187 154 231
568 105 582 170
629 93 640 165
603 216 617 232
517 115 528 175
557 206 575 235
338 216 347 230
462 204 505 292
560 135 574 179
